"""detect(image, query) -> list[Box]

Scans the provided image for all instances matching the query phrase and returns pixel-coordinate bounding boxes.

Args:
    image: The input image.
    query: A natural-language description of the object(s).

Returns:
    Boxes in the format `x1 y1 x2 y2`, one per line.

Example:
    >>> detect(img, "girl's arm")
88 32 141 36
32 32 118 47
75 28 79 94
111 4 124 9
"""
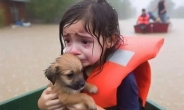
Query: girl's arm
117 72 141 110
152 2 158 12
38 87 104 110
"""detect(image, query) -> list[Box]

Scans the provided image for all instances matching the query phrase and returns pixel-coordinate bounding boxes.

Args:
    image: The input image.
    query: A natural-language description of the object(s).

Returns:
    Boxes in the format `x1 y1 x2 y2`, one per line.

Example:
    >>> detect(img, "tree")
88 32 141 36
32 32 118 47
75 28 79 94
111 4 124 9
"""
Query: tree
0 9 3 27
26 0 136 22
26 0 81 23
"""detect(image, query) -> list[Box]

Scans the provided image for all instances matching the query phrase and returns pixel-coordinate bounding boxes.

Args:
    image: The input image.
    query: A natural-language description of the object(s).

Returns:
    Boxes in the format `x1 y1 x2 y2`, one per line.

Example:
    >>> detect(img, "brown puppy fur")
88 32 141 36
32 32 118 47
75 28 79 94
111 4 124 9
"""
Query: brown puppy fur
45 53 98 110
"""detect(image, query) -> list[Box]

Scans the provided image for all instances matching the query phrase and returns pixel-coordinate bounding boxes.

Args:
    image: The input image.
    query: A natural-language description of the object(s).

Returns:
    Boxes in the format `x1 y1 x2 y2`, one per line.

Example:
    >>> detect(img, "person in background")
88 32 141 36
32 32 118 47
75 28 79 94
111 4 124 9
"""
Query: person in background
148 11 156 22
136 9 150 33
152 0 167 23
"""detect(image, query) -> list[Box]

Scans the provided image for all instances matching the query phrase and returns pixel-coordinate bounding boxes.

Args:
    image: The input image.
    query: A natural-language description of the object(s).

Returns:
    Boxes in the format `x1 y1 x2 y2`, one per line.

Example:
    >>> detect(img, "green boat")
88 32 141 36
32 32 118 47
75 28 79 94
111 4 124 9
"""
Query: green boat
0 86 166 110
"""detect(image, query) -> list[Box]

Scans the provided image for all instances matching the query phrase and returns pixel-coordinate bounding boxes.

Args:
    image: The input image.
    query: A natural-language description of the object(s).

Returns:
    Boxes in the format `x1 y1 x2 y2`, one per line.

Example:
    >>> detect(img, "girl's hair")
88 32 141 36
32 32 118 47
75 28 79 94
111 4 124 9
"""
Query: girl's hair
59 0 123 72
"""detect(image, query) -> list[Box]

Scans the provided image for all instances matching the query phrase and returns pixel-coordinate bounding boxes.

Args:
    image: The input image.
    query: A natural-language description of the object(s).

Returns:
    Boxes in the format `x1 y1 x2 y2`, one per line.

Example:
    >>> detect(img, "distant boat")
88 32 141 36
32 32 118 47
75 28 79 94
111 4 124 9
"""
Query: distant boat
134 22 171 33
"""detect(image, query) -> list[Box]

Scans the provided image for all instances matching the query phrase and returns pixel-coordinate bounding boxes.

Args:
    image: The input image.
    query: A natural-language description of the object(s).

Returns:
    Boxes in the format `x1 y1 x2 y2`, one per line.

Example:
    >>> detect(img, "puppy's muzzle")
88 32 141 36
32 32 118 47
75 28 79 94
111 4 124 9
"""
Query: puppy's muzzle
78 80 85 88
69 80 85 90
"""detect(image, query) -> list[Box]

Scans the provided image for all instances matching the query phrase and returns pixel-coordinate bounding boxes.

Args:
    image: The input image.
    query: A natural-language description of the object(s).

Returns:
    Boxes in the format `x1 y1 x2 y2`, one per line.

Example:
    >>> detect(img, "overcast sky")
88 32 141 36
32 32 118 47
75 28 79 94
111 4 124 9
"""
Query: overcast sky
130 0 184 16
131 0 184 9
131 0 184 8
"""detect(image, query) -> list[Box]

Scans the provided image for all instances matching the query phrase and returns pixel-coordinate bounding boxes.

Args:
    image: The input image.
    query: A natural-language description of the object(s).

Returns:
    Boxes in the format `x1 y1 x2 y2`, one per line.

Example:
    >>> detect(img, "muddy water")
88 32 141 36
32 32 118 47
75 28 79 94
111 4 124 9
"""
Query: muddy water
0 19 184 110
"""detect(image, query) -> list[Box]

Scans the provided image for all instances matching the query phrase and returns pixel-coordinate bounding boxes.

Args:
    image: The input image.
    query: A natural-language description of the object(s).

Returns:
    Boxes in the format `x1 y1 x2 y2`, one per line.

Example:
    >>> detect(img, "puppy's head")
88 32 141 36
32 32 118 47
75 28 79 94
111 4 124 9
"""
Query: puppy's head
45 53 85 90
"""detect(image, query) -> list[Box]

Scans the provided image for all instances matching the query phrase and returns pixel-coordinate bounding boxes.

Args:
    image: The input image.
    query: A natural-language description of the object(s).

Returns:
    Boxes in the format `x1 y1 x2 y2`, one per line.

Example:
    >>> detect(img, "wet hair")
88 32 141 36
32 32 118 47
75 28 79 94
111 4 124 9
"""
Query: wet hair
59 0 123 72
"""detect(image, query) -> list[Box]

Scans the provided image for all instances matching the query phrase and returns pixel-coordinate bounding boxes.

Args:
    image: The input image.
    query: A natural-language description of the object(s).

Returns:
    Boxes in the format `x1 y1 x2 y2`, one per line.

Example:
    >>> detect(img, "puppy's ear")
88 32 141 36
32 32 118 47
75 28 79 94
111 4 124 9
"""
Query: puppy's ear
44 63 59 84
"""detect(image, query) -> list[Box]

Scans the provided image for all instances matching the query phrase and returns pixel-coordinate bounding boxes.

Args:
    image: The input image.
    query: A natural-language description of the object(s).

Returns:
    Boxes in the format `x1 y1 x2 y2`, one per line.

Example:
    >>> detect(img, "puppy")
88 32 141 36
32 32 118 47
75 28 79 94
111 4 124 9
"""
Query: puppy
44 53 98 110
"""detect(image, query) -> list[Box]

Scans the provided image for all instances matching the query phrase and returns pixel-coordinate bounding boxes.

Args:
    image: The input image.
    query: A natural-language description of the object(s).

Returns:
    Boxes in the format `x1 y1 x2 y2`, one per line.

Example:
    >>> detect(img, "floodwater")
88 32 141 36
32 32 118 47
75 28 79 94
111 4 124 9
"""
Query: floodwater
0 18 184 110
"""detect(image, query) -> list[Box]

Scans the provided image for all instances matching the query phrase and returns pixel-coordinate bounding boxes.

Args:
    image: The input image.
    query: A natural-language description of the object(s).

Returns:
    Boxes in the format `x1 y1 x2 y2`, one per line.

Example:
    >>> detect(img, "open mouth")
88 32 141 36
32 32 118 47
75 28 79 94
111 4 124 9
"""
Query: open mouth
67 84 85 91
73 85 85 91
67 85 85 94
79 86 85 91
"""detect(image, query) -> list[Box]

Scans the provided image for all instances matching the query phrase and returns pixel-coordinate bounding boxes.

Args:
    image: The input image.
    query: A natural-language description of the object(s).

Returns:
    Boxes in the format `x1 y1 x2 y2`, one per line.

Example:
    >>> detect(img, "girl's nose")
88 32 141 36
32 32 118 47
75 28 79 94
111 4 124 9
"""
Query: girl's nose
69 46 81 55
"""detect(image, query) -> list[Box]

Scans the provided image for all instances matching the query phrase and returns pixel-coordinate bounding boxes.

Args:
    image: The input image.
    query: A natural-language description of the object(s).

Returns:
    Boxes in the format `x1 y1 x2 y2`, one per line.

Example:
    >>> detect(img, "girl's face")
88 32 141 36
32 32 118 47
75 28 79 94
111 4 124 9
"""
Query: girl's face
62 20 107 67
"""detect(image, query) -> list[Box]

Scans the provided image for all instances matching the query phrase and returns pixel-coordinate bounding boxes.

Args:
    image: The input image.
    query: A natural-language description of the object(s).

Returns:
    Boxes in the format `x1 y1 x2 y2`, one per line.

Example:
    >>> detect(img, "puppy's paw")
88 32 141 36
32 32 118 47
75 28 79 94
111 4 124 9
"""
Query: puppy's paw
88 85 98 94
88 104 97 110
86 101 97 110
85 96 97 110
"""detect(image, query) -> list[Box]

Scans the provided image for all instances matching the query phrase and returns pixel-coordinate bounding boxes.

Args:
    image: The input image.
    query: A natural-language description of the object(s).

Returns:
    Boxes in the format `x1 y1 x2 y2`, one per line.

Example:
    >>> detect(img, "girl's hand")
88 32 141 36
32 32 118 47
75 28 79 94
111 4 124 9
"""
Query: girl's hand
67 104 105 110
38 87 64 110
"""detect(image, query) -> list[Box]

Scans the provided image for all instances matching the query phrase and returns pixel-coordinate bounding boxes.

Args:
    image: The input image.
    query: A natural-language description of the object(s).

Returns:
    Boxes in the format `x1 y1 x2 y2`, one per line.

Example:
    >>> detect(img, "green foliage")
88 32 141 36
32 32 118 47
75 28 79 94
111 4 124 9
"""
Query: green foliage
26 0 137 22
26 0 81 23
0 9 3 27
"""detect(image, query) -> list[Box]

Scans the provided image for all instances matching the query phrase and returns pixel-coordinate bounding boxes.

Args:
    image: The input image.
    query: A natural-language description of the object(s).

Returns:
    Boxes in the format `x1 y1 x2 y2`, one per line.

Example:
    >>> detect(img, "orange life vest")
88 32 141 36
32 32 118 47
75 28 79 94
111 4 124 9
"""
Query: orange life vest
138 14 150 24
85 37 164 108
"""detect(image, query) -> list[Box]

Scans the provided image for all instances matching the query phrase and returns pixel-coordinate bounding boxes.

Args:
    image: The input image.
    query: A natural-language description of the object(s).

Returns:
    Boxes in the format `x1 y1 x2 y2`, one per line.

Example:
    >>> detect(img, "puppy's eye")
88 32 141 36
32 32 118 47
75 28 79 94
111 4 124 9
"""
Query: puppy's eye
66 73 74 78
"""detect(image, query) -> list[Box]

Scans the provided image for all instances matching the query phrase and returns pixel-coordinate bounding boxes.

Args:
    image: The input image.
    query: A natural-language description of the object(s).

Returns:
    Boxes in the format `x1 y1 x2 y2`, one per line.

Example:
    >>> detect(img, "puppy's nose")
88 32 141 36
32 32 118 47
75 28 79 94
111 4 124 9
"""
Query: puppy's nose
78 80 85 87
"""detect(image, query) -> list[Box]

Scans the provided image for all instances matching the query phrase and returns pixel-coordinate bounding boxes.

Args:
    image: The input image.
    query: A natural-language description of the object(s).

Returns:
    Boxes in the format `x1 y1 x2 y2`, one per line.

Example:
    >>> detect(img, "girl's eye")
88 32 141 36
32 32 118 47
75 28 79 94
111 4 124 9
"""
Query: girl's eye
81 40 93 45
82 40 89 44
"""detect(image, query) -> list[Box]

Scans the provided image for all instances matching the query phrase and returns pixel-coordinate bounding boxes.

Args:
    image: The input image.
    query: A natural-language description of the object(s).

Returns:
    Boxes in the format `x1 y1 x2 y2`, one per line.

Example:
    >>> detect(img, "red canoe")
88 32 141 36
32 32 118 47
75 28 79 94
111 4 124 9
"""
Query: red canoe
134 23 171 33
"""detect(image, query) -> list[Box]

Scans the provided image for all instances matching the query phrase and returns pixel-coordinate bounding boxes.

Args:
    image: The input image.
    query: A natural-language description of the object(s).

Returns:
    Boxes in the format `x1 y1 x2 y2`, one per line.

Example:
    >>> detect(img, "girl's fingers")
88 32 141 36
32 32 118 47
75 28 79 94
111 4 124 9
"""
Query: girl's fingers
67 103 85 110
46 98 62 106
46 93 58 100
48 104 64 110
55 107 65 110
44 87 53 94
